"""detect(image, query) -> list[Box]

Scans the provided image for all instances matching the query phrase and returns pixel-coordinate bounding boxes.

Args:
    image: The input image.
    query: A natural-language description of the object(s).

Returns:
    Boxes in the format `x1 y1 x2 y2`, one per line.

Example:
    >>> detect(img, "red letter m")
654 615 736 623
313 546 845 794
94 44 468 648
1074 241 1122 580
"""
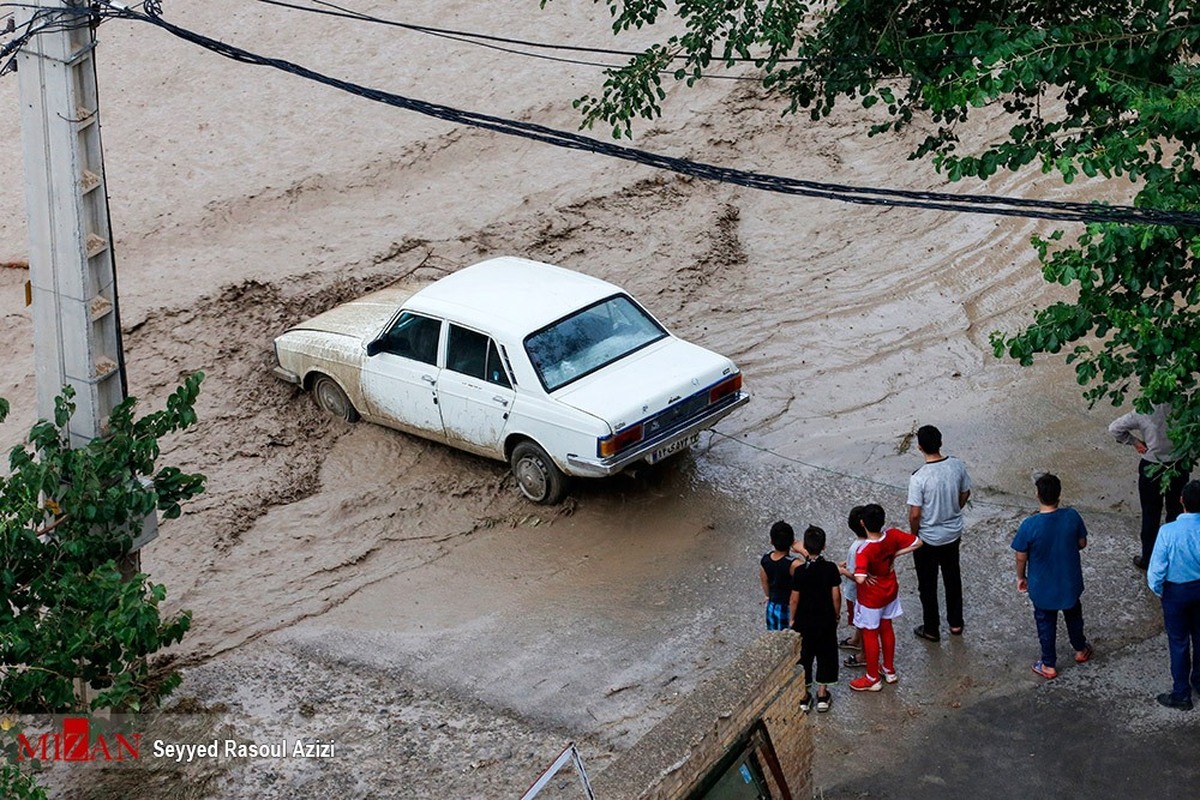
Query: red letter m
15 733 50 762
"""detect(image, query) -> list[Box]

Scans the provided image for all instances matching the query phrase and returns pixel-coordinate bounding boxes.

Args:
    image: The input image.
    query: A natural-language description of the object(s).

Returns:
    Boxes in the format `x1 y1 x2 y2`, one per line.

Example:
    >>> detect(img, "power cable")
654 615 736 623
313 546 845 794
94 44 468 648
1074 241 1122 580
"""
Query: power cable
89 3 1200 228
706 429 1030 513
251 0 765 81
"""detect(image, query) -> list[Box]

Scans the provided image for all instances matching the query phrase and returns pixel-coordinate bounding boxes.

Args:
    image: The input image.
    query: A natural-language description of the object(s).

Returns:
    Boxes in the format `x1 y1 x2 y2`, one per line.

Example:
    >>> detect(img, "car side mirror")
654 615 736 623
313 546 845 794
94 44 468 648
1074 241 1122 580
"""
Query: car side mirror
366 339 382 357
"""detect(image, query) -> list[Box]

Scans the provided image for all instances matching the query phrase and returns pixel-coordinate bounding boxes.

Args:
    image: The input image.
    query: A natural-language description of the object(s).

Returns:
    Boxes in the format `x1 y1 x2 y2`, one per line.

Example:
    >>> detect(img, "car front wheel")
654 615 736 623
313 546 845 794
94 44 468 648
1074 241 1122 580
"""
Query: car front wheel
312 374 358 422
510 441 568 504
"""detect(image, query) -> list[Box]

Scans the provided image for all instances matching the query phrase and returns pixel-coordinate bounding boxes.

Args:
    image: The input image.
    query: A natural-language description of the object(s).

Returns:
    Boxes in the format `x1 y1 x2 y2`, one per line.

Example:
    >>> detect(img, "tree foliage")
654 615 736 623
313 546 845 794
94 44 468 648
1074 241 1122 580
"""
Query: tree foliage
0 373 205 712
554 0 1200 466
1 375 205 795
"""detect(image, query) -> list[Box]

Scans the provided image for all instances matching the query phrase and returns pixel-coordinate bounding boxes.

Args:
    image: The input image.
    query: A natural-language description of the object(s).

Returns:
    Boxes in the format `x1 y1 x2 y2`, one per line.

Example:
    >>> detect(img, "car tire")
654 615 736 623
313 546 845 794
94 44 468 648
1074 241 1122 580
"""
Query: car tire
311 374 359 422
510 441 569 505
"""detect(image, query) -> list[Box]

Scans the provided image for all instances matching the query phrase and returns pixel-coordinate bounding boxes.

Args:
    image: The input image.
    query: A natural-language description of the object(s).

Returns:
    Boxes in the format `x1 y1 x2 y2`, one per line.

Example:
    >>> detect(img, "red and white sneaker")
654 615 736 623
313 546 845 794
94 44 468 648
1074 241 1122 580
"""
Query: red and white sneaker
850 674 883 692
881 668 899 684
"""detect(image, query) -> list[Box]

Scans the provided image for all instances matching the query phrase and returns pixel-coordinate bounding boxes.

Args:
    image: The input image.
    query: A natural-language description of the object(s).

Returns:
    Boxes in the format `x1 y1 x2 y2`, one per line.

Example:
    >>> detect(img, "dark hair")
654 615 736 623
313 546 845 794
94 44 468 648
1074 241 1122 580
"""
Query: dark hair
916 425 942 454
1035 473 1062 506
860 503 885 533
1183 480 1200 514
803 525 826 555
847 505 867 538
769 520 795 551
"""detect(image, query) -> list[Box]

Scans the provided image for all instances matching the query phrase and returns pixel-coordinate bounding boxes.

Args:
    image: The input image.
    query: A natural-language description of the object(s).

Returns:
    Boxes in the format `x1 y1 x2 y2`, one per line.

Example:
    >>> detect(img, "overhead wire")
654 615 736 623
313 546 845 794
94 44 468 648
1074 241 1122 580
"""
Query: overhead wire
252 0 766 81
82 2 1200 228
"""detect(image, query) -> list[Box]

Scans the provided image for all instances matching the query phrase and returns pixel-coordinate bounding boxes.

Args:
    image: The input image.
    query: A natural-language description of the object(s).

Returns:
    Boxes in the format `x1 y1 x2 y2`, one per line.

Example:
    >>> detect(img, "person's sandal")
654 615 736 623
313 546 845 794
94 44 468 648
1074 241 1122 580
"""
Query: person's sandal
816 693 833 713
913 625 940 642
1074 644 1094 663
799 693 813 712
838 637 861 651
1031 661 1058 679
843 654 868 668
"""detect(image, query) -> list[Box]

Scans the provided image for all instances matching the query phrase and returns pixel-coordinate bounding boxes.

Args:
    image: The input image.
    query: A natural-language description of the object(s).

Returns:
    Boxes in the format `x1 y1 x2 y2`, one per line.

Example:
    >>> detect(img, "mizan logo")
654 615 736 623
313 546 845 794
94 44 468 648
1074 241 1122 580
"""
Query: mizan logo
16 717 141 762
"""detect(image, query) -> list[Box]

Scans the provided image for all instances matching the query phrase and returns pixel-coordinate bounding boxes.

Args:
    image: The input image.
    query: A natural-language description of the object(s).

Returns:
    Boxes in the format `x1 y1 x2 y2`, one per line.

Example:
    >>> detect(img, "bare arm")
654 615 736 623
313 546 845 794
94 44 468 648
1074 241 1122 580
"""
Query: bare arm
895 539 924 557
1078 538 1087 550
788 589 799 627
759 566 769 600
831 585 842 623
1015 551 1029 592
908 505 922 537
958 489 971 508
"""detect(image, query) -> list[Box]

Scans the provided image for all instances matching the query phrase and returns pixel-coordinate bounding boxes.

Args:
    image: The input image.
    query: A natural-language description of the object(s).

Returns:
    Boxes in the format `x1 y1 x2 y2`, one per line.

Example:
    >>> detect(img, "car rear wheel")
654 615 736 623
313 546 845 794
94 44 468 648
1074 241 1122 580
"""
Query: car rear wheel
510 441 568 504
312 375 358 422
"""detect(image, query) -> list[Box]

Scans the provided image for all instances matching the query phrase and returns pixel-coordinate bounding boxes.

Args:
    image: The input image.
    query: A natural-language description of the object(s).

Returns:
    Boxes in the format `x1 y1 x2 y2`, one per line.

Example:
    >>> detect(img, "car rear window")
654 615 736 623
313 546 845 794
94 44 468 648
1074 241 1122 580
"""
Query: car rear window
524 294 667 392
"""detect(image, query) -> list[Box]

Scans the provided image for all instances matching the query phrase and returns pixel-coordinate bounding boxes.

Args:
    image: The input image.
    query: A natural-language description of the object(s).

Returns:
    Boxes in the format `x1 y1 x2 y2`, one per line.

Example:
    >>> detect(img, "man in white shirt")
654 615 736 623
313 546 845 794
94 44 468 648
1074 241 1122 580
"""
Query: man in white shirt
907 425 972 642
1109 403 1191 570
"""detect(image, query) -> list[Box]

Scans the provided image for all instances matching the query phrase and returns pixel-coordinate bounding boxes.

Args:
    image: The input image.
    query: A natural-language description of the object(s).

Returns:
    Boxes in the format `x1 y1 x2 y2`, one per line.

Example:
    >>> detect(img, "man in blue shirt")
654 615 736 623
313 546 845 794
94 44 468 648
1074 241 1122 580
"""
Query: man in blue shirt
1147 480 1200 710
1012 473 1093 679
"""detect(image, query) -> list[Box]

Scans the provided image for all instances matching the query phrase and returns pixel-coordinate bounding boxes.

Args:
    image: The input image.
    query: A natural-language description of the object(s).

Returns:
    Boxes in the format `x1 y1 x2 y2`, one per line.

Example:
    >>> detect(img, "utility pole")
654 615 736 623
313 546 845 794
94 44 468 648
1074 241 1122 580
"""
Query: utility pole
17 0 154 557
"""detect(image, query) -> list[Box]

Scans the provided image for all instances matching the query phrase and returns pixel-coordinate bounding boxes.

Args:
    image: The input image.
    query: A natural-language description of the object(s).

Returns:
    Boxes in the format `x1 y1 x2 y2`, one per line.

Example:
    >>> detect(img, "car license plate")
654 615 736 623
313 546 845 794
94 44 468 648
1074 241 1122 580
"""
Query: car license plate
648 433 699 464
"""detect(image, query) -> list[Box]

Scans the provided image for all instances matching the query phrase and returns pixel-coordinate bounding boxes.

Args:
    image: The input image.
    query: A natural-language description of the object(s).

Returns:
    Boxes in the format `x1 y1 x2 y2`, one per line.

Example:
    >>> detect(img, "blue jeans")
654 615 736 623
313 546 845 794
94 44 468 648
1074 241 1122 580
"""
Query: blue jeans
1033 602 1087 668
1162 579 1200 700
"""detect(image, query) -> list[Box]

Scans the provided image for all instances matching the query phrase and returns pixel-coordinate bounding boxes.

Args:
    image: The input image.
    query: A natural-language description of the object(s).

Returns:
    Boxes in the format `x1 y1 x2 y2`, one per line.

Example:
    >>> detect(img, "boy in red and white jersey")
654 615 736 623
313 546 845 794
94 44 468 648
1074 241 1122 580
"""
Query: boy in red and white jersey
850 504 923 691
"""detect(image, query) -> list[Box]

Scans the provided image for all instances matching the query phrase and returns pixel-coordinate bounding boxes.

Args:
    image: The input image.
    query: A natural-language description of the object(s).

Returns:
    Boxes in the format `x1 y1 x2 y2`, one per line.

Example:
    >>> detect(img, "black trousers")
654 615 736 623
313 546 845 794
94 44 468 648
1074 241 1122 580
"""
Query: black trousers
1139 459 1190 563
797 625 839 686
913 538 963 635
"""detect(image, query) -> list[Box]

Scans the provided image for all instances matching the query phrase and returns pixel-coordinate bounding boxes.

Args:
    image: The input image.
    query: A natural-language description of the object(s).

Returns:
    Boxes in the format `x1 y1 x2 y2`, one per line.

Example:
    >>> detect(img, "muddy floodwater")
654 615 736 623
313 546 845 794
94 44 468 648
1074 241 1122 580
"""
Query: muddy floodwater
3 2 1192 798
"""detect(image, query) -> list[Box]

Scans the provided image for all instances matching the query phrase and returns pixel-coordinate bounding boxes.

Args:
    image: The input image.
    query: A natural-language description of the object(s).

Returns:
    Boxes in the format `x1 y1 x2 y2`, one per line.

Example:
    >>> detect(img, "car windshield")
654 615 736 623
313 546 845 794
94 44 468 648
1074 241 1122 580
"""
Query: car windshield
525 294 667 392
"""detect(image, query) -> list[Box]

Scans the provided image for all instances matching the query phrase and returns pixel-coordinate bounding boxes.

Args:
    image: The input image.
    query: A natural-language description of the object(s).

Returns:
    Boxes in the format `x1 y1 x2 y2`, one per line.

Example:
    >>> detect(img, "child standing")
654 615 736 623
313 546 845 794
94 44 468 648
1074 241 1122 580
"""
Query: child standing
760 521 796 630
839 506 869 668
790 526 842 712
850 504 923 692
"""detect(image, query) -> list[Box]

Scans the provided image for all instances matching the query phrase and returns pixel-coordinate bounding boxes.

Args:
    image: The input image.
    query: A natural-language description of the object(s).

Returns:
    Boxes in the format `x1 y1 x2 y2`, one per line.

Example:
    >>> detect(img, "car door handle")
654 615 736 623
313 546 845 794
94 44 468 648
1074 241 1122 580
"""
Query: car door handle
492 395 509 407
421 374 436 385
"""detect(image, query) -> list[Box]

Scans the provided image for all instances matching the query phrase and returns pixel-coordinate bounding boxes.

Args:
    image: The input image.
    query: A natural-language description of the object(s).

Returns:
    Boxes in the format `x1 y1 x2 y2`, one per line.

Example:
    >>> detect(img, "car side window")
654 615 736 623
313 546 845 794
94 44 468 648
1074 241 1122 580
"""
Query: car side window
447 325 488 379
446 325 513 388
377 311 441 365
486 340 512 389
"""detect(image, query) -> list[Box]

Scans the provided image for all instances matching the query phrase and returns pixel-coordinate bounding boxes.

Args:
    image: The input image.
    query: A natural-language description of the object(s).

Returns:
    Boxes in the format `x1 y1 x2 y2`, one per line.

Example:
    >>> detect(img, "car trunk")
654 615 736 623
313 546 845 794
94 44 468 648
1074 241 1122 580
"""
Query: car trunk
551 337 736 437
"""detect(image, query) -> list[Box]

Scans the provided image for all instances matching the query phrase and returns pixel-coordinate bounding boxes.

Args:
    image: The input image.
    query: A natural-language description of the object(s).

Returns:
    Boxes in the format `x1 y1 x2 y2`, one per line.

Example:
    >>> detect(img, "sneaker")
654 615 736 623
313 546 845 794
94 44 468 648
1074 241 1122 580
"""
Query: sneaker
1031 661 1058 680
913 625 940 642
1156 692 1193 711
799 693 813 713
850 675 883 692
1074 644 1094 664
816 693 833 712
881 668 899 684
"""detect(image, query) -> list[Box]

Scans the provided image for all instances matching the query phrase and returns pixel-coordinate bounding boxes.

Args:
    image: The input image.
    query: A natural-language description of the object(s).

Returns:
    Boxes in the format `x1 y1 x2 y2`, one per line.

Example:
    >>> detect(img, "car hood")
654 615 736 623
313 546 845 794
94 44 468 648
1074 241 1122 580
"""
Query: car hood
552 337 738 431
287 284 417 340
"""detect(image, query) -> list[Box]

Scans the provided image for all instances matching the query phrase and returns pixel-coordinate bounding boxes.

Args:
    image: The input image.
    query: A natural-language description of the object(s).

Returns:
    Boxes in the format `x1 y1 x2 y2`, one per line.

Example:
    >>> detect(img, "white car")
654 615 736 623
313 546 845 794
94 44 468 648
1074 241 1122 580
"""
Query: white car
272 257 748 503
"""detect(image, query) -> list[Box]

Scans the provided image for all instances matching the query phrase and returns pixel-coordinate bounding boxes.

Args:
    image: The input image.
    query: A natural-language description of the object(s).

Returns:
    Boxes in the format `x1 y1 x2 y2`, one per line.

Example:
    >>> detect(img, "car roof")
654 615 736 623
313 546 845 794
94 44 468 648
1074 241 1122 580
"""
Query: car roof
406 257 624 339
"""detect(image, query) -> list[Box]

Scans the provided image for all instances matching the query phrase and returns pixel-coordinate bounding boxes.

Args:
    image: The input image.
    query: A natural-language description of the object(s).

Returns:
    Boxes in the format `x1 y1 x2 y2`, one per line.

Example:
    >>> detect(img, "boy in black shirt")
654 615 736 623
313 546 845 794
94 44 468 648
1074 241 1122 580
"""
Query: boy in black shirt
759 521 796 630
790 525 843 712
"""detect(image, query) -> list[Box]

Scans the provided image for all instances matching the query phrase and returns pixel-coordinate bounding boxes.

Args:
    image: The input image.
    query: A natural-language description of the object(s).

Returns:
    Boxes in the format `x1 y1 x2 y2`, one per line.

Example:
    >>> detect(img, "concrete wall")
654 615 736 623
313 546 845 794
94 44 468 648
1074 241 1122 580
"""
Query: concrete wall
591 632 811 799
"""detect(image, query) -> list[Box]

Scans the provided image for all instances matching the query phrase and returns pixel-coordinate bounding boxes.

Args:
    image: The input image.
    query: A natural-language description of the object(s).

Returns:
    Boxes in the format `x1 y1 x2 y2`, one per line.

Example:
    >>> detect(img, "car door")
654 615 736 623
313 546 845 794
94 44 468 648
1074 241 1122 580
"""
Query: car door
436 323 515 456
360 310 444 435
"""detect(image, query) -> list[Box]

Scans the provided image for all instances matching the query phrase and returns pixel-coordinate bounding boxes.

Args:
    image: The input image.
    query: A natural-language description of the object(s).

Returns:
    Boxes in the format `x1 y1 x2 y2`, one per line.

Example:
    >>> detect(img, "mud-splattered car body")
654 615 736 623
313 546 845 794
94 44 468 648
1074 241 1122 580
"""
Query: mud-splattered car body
272 257 748 503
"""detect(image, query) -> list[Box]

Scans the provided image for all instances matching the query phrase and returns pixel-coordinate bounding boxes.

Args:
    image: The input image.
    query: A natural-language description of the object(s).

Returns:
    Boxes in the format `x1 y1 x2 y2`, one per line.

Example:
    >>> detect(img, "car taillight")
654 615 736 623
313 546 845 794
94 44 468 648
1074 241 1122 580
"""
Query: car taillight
599 423 644 457
709 373 742 404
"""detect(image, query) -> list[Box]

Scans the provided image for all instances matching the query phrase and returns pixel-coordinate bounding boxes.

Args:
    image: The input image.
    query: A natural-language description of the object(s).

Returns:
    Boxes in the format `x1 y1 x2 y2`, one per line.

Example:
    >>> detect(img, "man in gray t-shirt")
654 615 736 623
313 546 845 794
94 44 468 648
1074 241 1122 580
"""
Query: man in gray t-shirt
907 425 972 642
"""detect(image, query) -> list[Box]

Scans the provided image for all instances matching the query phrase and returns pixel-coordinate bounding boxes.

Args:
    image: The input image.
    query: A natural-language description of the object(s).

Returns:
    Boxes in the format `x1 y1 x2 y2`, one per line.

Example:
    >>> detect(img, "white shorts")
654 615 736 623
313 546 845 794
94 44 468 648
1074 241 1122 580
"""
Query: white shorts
853 597 902 630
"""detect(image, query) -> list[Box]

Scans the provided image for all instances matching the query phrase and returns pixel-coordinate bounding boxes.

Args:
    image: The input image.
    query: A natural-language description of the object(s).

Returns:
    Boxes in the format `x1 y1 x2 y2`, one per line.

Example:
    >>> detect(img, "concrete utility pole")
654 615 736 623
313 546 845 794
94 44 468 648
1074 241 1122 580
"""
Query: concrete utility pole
17 0 125 444
17 0 154 555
